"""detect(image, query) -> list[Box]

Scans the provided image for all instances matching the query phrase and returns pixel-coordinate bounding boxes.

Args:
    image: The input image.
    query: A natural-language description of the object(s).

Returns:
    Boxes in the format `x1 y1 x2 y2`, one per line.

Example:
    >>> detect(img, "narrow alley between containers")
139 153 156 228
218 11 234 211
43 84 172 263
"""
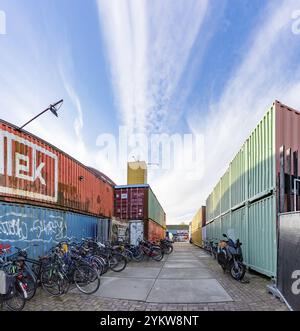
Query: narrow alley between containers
22 243 286 311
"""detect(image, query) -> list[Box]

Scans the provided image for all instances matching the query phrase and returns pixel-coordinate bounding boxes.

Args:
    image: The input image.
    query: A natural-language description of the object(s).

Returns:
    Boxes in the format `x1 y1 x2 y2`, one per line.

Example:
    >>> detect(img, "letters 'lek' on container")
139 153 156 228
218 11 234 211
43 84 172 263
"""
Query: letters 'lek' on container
0 120 115 218
205 100 300 278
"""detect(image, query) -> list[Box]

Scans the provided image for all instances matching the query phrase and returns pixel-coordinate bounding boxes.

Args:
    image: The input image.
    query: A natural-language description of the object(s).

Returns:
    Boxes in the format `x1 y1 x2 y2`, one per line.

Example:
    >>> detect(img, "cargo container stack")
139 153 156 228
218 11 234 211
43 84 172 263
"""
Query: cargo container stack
190 206 206 247
205 100 300 278
114 184 166 244
0 120 115 258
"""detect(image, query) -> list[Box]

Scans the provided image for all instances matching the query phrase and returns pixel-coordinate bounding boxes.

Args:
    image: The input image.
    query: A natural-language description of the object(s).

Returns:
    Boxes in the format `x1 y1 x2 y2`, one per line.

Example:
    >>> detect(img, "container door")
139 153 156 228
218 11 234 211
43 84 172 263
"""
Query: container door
129 221 144 246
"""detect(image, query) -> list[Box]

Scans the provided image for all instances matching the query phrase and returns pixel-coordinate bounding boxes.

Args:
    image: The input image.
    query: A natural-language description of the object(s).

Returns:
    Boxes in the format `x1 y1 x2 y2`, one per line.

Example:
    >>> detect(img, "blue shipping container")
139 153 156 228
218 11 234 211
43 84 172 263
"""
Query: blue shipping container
0 201 98 258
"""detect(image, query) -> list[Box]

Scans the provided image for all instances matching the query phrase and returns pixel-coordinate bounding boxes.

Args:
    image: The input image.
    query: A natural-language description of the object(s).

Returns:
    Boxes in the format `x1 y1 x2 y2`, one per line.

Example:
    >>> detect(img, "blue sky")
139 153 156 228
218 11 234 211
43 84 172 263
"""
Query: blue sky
1 0 300 224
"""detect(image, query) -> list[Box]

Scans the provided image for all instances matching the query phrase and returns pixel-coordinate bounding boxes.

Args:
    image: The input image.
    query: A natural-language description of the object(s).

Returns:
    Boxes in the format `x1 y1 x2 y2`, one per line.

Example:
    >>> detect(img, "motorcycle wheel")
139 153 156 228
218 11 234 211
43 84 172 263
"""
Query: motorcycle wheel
230 261 246 280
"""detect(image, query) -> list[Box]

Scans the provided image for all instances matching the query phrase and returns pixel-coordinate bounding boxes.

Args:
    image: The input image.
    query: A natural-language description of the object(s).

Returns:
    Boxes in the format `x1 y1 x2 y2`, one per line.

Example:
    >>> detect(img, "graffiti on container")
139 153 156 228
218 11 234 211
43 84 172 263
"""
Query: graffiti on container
0 212 67 243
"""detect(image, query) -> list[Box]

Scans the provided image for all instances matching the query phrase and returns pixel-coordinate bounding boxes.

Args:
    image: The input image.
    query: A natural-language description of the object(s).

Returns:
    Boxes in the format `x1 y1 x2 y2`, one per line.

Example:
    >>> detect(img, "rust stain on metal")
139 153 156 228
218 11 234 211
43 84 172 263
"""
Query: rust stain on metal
0 120 114 218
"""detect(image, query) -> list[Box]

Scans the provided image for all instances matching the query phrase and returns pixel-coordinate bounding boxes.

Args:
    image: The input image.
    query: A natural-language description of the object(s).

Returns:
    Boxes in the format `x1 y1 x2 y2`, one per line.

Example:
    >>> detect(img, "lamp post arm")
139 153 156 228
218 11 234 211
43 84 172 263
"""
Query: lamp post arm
18 99 63 131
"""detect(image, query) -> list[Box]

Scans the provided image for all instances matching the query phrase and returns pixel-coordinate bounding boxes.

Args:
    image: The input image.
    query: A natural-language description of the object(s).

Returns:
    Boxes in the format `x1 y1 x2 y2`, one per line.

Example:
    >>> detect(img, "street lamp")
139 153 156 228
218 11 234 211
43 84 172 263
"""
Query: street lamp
18 99 63 131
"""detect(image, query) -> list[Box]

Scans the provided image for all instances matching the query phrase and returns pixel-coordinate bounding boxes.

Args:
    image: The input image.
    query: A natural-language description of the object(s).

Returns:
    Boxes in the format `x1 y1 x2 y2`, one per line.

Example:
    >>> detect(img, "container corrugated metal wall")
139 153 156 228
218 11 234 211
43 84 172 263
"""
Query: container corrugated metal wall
206 216 222 240
129 220 144 245
204 100 300 277
114 186 148 220
247 105 275 199
230 207 249 264
205 196 276 277
0 120 114 218
0 201 98 259
248 195 276 277
97 218 111 243
114 185 166 227
144 219 165 242
191 206 205 246
221 169 230 213
206 193 213 222
275 100 300 175
205 104 276 222
127 161 147 185
213 181 221 219
111 218 129 243
230 145 246 208
148 188 166 227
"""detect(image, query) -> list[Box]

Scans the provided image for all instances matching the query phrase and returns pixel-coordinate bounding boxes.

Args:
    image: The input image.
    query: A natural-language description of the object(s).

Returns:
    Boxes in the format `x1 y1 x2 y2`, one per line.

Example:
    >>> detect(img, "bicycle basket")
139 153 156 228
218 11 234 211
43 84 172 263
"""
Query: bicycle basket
0 270 16 295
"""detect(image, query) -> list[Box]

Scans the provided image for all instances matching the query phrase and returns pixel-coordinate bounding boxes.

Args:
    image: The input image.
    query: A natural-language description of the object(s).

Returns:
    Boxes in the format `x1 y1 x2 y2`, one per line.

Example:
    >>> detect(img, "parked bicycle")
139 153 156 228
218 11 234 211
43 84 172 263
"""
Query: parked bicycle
138 240 164 261
0 246 28 311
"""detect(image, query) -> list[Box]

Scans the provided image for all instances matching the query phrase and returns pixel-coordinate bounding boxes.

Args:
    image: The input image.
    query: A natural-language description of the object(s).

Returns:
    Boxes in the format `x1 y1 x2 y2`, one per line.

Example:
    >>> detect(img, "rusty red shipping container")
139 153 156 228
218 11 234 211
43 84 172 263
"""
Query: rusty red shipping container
114 184 166 227
0 120 115 218
144 219 165 242
114 185 148 220
276 100 300 174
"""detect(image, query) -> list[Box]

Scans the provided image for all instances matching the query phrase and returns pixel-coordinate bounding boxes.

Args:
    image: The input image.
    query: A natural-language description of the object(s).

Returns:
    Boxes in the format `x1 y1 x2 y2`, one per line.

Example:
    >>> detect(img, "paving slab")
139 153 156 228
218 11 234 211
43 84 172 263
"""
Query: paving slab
158 268 212 279
96 277 155 301
164 261 206 268
105 267 161 279
166 258 200 262
146 279 232 303
129 261 165 268
192 253 211 258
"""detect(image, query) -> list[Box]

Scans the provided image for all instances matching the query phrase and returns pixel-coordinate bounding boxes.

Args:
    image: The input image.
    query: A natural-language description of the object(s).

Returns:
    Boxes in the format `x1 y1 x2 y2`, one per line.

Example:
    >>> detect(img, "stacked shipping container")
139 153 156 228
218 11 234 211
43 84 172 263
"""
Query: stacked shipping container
190 206 205 246
204 100 300 277
0 120 115 257
127 161 147 185
114 184 166 241
0 120 115 217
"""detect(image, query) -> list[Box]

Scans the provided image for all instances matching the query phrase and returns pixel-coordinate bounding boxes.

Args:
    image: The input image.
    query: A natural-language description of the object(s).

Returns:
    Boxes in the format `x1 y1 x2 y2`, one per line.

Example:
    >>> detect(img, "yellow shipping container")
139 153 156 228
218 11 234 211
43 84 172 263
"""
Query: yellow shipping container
191 206 205 246
127 161 147 184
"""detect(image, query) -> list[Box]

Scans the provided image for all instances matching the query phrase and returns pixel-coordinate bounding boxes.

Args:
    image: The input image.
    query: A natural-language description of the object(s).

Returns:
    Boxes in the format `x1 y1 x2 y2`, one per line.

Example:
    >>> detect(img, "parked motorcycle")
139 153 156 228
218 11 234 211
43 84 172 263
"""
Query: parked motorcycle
217 232 246 281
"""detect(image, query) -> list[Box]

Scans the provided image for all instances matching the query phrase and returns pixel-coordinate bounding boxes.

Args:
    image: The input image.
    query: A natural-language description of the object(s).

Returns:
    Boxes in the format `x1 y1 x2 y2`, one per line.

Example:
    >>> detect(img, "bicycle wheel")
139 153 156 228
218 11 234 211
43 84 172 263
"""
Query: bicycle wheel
109 253 127 272
151 247 164 261
5 282 26 311
23 273 37 300
73 264 100 294
90 256 104 276
132 249 143 262
165 246 173 254
41 265 66 296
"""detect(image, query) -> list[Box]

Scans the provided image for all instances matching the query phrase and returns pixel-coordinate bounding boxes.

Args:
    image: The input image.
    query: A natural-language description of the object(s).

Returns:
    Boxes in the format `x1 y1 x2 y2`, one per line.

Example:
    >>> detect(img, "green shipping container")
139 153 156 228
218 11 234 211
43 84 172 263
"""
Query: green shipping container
230 144 247 208
148 187 166 227
221 169 230 214
206 195 276 277
204 100 300 278
206 104 276 222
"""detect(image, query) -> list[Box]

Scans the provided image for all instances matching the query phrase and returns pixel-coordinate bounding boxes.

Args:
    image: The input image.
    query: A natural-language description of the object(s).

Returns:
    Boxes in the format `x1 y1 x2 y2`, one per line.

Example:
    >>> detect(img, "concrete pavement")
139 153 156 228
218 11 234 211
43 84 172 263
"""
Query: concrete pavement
22 242 288 311
98 243 232 303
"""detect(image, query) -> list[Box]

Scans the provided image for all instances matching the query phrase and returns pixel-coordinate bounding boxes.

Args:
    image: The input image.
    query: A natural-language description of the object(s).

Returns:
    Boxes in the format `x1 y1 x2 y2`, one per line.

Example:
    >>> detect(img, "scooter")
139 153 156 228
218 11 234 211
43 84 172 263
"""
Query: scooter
217 233 246 281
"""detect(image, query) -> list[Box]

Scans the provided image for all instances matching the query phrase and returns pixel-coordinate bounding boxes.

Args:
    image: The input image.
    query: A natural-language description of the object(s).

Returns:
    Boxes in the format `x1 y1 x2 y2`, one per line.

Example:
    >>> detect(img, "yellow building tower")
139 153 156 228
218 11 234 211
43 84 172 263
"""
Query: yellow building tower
127 161 147 185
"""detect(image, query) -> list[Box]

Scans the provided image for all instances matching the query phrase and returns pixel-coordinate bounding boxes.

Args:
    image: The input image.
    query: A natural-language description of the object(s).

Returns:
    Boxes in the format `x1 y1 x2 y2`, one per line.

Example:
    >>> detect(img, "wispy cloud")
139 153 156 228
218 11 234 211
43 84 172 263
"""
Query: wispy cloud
149 0 300 224
176 0 300 224
97 0 209 134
